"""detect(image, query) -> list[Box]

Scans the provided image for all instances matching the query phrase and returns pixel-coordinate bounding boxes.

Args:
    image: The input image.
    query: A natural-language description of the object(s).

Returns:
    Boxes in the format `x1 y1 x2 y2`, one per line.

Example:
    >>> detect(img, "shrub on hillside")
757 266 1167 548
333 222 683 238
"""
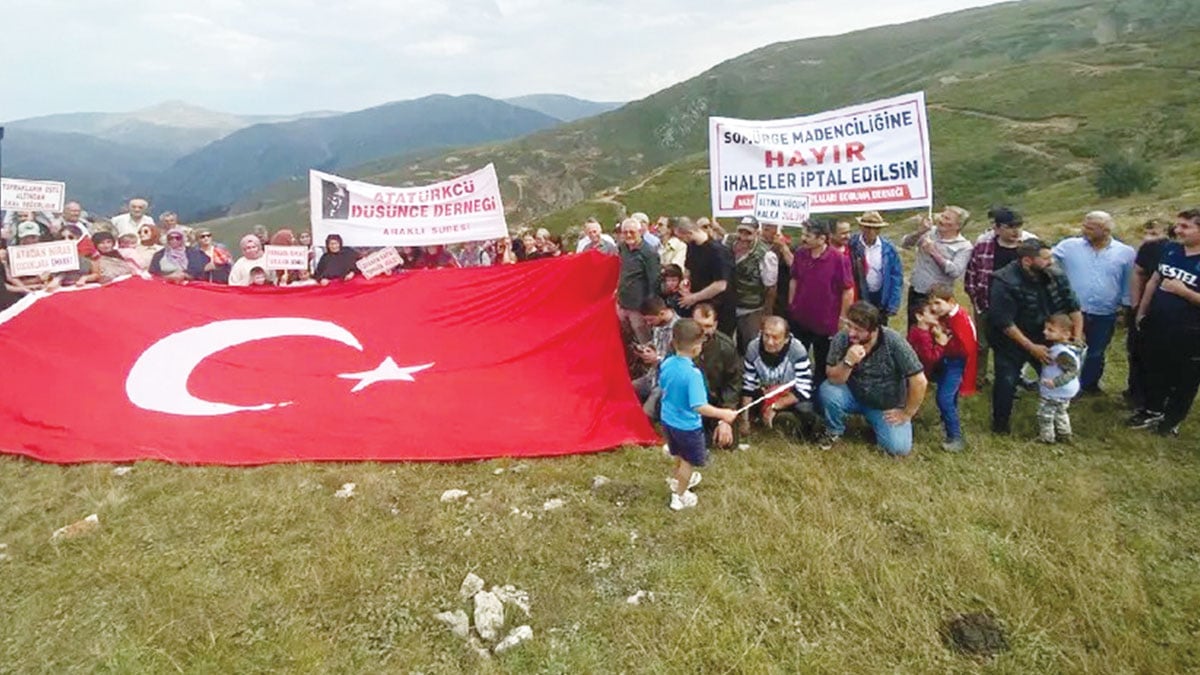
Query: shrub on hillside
1094 153 1159 198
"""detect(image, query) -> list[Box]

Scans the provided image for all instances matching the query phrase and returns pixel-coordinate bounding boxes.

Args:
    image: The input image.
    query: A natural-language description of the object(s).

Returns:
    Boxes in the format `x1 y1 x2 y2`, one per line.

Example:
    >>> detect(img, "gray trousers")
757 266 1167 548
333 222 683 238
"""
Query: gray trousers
1037 397 1072 442
735 308 765 355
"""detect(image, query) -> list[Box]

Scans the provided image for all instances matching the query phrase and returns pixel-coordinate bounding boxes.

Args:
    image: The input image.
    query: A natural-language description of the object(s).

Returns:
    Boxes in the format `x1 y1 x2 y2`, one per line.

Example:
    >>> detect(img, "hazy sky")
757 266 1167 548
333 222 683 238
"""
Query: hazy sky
0 0 1009 121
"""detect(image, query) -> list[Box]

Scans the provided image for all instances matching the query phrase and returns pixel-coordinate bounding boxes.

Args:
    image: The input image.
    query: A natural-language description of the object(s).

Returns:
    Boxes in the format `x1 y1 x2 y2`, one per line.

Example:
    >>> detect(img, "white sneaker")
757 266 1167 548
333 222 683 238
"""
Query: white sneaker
666 471 702 493
669 490 698 511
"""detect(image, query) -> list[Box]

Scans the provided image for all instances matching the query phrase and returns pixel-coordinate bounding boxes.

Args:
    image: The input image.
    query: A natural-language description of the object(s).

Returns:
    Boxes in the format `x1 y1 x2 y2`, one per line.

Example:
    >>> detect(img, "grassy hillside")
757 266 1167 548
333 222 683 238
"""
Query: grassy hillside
200 0 1200 243
2 350 1198 671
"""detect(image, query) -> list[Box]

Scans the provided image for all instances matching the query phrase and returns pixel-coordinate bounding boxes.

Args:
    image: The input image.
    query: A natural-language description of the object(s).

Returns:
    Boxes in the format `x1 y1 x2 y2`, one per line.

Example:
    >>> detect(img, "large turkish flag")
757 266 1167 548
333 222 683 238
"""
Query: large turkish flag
0 253 658 464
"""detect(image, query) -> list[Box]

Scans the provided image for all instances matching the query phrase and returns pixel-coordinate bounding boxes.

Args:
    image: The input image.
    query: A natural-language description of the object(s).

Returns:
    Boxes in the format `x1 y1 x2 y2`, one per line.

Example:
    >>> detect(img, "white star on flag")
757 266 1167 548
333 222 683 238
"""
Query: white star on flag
338 358 434 393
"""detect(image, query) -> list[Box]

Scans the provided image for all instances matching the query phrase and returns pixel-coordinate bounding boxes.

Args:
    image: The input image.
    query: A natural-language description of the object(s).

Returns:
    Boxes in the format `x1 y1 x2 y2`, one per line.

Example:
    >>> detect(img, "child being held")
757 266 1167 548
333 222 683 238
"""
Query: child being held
249 266 273 287
658 319 739 511
1037 313 1083 444
660 264 686 315
906 284 977 452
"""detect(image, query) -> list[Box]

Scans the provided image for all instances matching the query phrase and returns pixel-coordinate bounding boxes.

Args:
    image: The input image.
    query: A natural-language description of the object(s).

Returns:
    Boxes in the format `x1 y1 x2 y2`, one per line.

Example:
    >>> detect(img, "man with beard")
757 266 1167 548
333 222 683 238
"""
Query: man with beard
728 216 778 354
965 207 1037 388
693 303 741 449
739 315 817 439
820 301 927 456
987 240 1082 434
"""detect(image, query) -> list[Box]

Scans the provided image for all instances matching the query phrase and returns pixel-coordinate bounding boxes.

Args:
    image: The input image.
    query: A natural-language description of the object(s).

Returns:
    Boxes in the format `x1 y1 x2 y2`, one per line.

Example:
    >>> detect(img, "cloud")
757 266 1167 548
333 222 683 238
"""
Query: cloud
0 0 1009 120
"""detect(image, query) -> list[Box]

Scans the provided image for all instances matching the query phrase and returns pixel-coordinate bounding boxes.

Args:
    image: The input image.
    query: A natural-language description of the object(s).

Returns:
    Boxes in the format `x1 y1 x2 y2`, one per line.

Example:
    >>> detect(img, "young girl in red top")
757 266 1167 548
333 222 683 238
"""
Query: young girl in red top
907 283 978 451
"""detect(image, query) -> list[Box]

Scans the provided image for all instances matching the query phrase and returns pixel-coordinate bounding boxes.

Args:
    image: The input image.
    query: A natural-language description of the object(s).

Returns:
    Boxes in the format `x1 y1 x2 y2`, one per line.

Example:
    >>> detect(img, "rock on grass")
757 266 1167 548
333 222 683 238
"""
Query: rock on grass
942 612 1009 657
473 591 505 641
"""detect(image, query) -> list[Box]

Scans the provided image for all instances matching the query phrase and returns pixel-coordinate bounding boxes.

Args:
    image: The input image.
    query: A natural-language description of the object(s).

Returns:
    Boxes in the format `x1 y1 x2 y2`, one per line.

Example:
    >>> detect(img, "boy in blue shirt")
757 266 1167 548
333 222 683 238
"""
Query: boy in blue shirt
658 319 739 511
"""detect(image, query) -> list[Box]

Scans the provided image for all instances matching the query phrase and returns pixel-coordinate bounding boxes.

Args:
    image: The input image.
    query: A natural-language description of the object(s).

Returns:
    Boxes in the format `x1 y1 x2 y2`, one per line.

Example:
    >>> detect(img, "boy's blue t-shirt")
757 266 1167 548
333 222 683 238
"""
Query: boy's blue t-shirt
658 354 708 431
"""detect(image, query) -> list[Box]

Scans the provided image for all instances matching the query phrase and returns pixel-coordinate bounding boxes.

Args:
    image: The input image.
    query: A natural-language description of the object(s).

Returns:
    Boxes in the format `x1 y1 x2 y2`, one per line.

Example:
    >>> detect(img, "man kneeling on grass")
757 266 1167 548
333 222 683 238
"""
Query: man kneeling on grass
819 301 928 456
738 315 818 439
659 319 739 511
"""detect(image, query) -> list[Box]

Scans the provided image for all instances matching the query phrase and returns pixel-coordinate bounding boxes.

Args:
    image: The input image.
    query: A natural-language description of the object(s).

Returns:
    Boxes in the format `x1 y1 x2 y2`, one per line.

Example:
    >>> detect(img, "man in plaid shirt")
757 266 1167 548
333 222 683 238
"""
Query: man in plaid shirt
965 207 1037 389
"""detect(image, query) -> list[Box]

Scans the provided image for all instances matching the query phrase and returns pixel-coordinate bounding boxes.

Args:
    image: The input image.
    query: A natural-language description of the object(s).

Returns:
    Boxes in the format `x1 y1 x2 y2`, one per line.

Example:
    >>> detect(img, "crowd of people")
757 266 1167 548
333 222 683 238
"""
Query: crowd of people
3 198 1198 511
0 199 594 299
616 208 1199 510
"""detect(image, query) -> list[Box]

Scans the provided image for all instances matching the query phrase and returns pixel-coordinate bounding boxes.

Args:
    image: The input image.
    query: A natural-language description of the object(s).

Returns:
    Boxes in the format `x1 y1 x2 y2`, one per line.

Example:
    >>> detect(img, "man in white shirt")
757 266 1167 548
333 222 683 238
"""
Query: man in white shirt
110 198 155 239
575 218 617 254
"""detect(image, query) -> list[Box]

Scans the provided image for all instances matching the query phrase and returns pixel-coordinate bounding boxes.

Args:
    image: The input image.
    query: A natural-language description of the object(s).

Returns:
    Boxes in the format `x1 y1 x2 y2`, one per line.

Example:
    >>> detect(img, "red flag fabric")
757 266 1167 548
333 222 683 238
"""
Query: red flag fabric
0 253 658 464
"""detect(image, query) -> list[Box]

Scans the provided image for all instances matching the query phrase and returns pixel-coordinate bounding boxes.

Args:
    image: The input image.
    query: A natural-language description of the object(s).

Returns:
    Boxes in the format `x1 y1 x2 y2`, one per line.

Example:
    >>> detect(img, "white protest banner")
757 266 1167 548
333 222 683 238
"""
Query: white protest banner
8 240 80 276
310 164 508 248
754 192 810 227
2 178 67 212
263 245 310 271
355 246 403 279
709 92 932 217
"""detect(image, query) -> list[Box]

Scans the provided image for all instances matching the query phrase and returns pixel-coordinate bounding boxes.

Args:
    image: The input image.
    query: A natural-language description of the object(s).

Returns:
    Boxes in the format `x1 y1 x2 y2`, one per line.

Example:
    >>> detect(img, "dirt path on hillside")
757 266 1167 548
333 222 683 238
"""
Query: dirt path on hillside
927 104 1081 133
591 164 674 214
1058 60 1200 77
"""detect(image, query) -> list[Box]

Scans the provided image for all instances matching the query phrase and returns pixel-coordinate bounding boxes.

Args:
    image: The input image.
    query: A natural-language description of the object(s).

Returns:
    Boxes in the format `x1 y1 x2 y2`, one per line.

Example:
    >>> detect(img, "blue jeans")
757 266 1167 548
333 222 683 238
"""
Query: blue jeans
935 358 965 441
819 381 913 456
1081 312 1117 391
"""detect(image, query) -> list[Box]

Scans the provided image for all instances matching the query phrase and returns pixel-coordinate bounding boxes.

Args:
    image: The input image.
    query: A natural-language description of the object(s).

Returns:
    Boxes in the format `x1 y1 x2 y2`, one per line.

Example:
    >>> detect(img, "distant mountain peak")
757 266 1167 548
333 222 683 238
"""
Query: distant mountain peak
504 94 624 122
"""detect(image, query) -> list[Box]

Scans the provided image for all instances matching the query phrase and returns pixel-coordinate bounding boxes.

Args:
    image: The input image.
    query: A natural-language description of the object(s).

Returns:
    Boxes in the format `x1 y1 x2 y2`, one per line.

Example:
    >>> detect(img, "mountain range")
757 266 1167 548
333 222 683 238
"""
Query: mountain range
195 0 1200 244
1 94 620 219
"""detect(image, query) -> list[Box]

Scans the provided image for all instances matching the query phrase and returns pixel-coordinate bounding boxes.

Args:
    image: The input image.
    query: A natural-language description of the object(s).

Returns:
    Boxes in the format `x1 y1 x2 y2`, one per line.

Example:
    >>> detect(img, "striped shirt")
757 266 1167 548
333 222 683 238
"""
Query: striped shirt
741 336 813 401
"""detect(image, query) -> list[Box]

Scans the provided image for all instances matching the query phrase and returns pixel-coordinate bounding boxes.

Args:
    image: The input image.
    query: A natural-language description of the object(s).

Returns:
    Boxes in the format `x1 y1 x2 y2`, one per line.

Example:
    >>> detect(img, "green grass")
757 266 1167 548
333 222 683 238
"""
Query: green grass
3 347 1198 671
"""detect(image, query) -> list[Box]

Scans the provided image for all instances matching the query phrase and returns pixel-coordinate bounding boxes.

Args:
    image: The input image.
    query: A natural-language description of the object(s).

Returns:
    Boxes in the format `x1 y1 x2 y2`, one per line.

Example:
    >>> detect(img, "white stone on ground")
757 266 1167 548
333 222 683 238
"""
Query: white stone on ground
473 591 505 641
491 585 531 616
542 498 565 511
112 466 133 477
626 590 656 605
493 625 533 654
591 475 611 489
50 514 100 542
440 489 469 503
334 483 356 499
434 610 470 639
460 572 485 599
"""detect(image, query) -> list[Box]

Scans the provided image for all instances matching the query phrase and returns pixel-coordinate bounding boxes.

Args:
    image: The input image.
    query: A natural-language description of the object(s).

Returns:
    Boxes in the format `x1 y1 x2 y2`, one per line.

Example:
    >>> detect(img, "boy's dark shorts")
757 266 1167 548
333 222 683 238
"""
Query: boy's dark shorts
664 424 708 467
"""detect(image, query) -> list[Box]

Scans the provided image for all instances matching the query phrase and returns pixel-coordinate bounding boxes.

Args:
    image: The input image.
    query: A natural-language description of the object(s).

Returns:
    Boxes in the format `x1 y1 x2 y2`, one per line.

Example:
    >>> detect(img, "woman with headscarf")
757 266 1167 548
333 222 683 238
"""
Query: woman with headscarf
229 233 275 286
314 234 359 285
130 224 162 270
149 227 206 282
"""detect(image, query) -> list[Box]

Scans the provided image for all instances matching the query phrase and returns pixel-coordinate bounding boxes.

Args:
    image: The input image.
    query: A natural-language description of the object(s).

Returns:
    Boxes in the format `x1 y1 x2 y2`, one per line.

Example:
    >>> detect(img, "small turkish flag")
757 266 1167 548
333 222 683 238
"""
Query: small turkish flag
0 253 658 464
